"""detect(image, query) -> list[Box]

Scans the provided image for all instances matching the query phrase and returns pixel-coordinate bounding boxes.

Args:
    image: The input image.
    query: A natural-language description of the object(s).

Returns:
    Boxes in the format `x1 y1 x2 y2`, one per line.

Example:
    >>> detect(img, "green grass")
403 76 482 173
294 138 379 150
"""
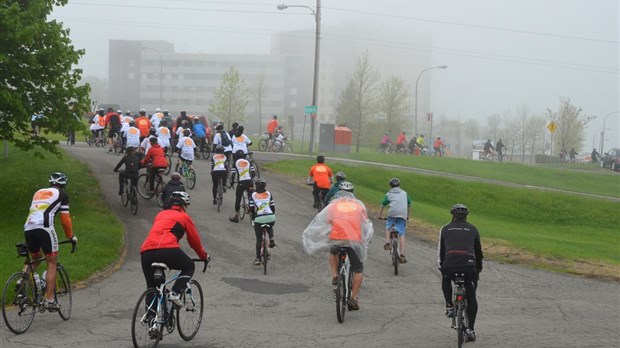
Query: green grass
0 144 124 285
264 159 620 266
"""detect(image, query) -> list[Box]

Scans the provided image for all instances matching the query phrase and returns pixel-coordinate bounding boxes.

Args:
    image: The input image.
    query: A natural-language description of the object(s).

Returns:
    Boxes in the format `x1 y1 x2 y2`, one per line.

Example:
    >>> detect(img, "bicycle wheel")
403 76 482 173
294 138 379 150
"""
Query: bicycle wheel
164 154 172 175
130 186 139 215
392 239 399 276
2 272 36 334
177 280 204 341
258 139 267 152
137 174 155 199
155 179 165 207
131 288 162 348
335 272 346 323
85 134 92 147
186 169 196 190
121 181 129 207
239 193 246 220
55 264 72 320
251 158 260 178
217 179 223 212
262 234 268 275
200 145 210 160
283 144 293 153
456 301 465 348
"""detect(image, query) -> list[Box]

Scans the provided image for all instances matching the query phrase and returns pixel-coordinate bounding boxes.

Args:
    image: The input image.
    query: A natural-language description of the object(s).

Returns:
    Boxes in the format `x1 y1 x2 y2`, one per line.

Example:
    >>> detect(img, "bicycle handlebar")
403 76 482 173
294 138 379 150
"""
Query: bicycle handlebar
59 239 77 254
191 257 210 273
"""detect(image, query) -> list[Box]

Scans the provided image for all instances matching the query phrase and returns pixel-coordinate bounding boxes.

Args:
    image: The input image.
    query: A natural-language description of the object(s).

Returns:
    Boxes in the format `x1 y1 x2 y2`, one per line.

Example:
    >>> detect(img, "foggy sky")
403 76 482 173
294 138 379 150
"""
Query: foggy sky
50 0 619 149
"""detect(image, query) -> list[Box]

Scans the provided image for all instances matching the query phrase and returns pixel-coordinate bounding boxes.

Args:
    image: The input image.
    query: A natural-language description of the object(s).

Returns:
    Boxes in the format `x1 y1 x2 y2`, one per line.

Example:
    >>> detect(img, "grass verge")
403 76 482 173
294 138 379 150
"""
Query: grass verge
264 159 620 280
0 144 124 286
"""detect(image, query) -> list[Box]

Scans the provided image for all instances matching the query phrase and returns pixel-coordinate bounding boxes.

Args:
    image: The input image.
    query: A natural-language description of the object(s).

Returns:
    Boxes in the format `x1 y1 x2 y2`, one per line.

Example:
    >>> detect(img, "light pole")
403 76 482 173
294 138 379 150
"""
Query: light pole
142 46 163 109
414 65 447 136
278 1 321 155
600 111 619 154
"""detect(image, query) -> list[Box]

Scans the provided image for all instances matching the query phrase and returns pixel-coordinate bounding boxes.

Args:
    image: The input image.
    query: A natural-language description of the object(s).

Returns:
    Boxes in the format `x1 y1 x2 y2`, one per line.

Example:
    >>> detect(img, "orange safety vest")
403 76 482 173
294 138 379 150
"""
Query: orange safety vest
97 115 106 127
327 200 364 242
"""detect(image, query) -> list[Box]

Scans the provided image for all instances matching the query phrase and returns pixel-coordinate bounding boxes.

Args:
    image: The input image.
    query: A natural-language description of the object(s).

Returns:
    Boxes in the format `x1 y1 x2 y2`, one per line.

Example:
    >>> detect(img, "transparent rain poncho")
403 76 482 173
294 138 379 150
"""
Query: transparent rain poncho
302 192 374 261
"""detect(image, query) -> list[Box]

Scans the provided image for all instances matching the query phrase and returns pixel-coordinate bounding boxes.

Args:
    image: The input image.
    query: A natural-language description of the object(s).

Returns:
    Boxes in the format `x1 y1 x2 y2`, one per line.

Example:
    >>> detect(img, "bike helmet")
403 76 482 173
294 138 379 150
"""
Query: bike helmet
139 109 146 116
317 155 325 163
169 191 191 207
155 108 162 113
170 172 181 180
231 122 238 128
183 129 190 137
49 172 68 187
273 115 278 119
450 204 469 216
338 181 354 192
389 178 400 187
215 145 225 153
235 149 246 158
335 172 346 181
255 178 267 192
125 110 131 115
149 127 157 136
163 110 169 115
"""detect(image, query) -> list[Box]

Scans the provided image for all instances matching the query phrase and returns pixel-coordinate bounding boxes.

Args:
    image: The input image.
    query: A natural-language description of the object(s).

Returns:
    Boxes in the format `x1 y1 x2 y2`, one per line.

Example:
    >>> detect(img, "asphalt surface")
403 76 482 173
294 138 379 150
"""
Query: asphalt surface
1 143 619 348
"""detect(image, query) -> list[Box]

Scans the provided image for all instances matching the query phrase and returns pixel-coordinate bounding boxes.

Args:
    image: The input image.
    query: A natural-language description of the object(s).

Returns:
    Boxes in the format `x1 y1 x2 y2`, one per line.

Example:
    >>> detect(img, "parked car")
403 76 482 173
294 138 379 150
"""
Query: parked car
599 148 620 171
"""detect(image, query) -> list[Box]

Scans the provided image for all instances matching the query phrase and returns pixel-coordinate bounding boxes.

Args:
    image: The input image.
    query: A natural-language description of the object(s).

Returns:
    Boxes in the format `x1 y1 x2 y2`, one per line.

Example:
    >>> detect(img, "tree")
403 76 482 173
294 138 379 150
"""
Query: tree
463 119 480 142
335 51 379 152
515 103 530 162
208 66 248 128
524 114 547 162
546 97 594 155
487 113 501 141
252 71 268 135
377 75 410 133
0 0 90 156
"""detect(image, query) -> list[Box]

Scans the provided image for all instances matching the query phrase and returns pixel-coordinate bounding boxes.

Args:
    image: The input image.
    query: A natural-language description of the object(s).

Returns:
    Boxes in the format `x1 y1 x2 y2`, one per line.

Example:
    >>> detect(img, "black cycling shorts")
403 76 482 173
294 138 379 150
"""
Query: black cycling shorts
25 228 58 255
329 245 363 273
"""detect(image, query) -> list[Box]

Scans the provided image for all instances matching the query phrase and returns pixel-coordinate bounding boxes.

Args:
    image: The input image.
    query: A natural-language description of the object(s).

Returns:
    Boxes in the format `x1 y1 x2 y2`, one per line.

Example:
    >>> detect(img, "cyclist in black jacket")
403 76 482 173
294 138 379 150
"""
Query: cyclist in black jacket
113 146 140 195
161 172 186 209
437 204 483 342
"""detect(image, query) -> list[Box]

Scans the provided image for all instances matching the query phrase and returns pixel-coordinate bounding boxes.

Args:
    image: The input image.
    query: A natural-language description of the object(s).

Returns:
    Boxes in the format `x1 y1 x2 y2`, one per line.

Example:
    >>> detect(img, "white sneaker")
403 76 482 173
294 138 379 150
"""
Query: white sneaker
168 292 183 307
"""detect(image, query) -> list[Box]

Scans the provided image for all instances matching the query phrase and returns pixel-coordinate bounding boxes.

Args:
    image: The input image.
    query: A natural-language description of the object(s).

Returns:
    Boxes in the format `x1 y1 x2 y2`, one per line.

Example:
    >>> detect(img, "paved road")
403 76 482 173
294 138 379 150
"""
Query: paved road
2 144 619 348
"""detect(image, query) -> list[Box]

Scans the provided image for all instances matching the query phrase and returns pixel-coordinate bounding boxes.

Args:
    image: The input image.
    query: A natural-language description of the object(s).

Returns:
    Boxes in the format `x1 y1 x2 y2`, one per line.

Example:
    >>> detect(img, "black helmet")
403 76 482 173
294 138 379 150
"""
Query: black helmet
335 172 346 181
183 129 190 137
49 172 68 187
231 122 238 128
235 149 246 158
169 191 191 207
317 155 325 163
129 120 136 127
215 145 225 153
389 178 400 188
338 181 354 192
149 127 157 136
273 115 278 119
255 178 267 192
450 204 469 216
139 109 146 116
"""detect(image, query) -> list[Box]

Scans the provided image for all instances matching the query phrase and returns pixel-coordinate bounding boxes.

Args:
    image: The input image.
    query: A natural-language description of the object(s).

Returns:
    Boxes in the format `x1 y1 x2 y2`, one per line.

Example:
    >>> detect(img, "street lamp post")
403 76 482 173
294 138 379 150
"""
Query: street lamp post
600 111 619 154
278 1 321 155
414 65 447 136
142 46 163 109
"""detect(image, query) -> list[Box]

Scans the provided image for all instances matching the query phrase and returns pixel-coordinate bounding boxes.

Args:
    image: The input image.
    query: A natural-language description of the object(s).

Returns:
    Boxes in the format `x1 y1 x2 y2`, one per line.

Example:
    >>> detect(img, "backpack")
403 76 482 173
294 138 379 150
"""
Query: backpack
219 131 231 147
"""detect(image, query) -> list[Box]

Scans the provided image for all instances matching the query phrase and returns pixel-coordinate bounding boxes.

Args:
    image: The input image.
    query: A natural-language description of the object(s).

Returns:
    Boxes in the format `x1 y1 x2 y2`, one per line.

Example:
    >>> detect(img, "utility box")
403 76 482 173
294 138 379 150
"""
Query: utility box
334 126 352 153
319 123 335 153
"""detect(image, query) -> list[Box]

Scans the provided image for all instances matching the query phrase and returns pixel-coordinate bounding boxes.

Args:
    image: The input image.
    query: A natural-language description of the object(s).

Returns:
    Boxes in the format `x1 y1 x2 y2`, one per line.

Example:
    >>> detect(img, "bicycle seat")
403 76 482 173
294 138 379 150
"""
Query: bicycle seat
16 243 29 256
151 262 168 270
259 224 271 228
452 273 466 284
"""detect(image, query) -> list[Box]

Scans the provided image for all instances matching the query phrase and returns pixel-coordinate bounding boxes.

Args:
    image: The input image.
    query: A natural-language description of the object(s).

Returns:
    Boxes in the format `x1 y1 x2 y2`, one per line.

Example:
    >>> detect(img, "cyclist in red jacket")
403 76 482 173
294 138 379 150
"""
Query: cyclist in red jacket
140 137 169 192
140 192 208 306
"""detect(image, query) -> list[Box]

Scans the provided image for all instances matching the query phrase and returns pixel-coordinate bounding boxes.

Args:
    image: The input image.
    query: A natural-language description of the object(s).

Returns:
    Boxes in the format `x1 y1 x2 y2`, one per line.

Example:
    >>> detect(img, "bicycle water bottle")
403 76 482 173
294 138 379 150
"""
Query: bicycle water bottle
40 270 47 290
34 273 42 291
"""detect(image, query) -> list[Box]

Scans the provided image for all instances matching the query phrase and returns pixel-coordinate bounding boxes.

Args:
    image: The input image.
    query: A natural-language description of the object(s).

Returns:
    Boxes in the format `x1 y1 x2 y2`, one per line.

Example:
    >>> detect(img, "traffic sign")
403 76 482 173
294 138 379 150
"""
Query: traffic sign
304 105 317 115
547 121 557 133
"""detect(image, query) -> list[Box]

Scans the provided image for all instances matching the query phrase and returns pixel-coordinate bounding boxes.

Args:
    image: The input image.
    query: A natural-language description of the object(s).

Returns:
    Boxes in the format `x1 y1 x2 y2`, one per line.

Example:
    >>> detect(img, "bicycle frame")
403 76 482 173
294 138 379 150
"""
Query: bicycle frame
335 247 352 323
450 273 469 347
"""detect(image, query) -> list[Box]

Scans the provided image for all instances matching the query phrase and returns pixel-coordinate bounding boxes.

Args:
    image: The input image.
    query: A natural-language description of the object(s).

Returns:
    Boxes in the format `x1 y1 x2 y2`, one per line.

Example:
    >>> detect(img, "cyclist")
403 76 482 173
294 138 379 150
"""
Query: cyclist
228 122 239 140
496 138 506 162
212 124 233 170
157 121 172 152
161 172 185 209
140 192 208 307
433 136 446 156
140 137 169 193
23 173 78 310
266 115 278 149
210 145 229 205
231 125 252 162
176 120 192 140
113 146 140 195
378 178 412 263
134 109 152 142
125 120 141 150
437 204 483 342
140 128 162 155
192 117 207 152
395 131 407 152
249 178 276 266
307 155 333 208
379 132 392 152
92 109 106 140
483 139 494 159
119 116 131 150
150 108 163 129
105 108 121 152
176 128 196 171
301 181 373 310
323 171 347 205
229 150 256 223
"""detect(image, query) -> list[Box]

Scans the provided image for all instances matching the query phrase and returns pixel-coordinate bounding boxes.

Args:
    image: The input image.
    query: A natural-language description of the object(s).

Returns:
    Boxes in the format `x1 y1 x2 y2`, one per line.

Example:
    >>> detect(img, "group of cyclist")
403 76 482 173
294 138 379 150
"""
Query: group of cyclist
380 132 451 157
20 111 484 342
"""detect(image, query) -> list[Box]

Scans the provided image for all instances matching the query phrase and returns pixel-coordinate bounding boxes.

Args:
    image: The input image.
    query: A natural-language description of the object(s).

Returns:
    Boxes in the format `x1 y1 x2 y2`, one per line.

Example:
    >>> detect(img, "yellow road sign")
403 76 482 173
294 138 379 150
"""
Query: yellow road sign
547 121 557 133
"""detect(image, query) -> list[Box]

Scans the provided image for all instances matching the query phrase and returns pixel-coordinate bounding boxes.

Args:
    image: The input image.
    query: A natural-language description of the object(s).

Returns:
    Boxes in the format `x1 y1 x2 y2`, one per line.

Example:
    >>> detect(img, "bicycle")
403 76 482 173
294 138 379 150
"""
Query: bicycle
449 273 470 348
215 177 224 213
131 258 209 348
273 137 293 153
246 151 260 178
87 131 105 148
137 168 167 206
379 218 400 275
175 160 196 190
256 223 271 275
334 246 353 323
192 137 210 160
120 173 139 215
257 133 271 152
105 133 122 155
2 240 77 334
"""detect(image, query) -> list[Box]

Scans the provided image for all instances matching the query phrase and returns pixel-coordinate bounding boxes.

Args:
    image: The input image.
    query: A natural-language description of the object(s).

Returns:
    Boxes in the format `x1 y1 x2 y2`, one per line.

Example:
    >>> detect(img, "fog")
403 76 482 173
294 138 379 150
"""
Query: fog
50 0 619 150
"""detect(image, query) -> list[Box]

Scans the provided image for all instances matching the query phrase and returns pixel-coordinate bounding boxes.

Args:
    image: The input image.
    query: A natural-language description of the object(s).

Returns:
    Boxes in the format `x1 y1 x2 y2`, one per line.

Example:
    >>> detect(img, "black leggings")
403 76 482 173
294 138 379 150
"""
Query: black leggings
441 267 479 330
211 170 228 199
312 184 329 204
118 171 138 192
234 182 252 212
141 248 195 294
253 221 274 258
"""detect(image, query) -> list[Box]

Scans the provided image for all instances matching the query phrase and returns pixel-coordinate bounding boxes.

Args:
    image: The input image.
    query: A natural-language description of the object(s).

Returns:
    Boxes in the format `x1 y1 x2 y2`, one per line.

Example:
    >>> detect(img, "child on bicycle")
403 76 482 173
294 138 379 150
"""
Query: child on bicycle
307 155 333 208
377 178 412 263
113 146 141 195
248 178 276 266
323 171 347 205
161 172 185 209
210 145 229 205
140 137 169 193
